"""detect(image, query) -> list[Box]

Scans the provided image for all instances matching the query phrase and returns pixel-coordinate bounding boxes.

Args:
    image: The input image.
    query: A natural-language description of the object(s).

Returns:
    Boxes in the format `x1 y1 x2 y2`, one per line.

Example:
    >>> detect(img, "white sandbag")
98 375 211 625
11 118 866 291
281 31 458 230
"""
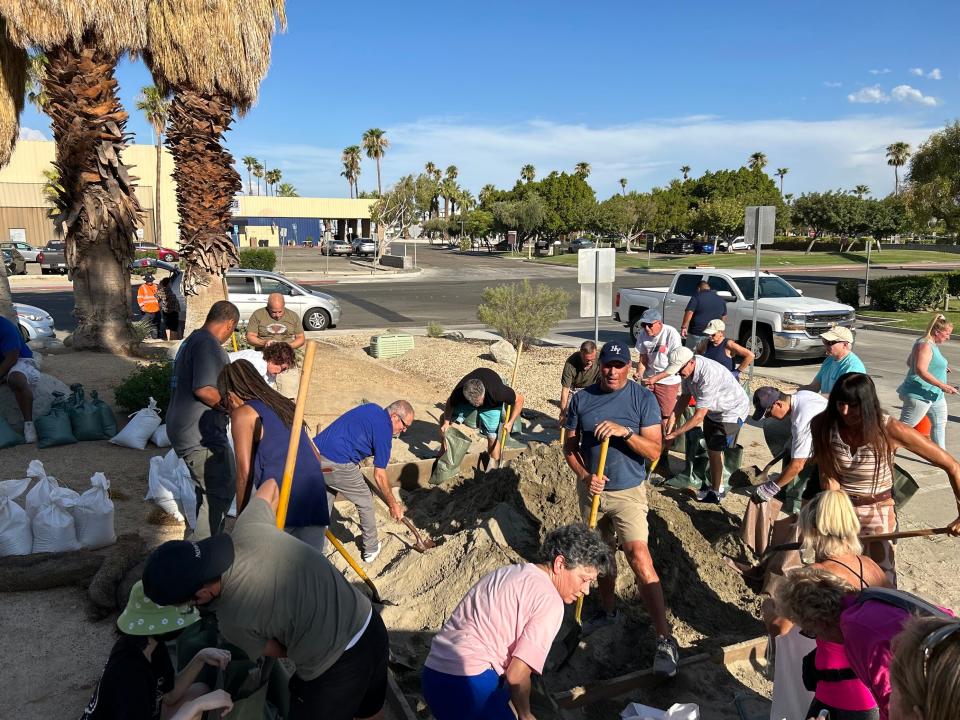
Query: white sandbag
32 486 81 553
146 455 184 522
170 456 197 530
770 627 816 720
24 459 59 519
110 397 162 450
0 479 33 556
74 472 116 549
150 424 171 447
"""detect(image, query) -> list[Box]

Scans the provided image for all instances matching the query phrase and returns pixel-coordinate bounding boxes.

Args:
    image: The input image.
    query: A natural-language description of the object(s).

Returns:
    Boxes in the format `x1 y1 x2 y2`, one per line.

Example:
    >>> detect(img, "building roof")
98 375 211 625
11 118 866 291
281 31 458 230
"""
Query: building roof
234 195 375 220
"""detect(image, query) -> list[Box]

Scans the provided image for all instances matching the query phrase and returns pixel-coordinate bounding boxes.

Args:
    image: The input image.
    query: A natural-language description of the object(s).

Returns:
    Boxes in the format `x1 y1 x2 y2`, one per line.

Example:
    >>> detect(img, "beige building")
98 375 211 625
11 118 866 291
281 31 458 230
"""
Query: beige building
0 139 374 249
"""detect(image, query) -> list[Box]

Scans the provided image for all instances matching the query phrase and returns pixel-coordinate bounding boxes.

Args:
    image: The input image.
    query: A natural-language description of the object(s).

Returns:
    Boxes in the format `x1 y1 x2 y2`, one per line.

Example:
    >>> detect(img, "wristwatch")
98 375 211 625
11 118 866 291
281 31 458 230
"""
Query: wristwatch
623 429 634 441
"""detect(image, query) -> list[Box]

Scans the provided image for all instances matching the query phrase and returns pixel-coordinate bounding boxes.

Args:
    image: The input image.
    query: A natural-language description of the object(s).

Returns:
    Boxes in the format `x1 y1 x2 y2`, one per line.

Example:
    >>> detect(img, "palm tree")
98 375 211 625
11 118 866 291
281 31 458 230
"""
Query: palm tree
853 184 870 199
775 167 789 196
784 192 794 204
886 142 911 194
361 127 389 195
680 165 691 180
144 0 286 333
277 182 297 197
479 183 497 208
265 168 281 195
748 152 768 171
252 161 264 195
575 162 591 179
136 86 170 247
1 6 147 352
619 178 628 196
241 155 258 195
341 145 361 198
24 50 48 112
520 164 535 183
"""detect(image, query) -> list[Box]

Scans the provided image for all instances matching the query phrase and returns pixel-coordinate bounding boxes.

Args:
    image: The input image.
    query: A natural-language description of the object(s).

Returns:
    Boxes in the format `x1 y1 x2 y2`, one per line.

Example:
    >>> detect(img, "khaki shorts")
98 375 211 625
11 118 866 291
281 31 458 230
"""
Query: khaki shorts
578 481 649 546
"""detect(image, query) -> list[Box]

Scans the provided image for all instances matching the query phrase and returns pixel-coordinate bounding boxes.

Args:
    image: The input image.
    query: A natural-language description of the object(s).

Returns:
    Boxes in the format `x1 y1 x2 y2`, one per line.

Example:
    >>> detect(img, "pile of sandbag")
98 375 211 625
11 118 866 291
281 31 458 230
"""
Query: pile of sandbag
110 397 162 450
0 460 116 557
32 385 119 448
145 449 196 528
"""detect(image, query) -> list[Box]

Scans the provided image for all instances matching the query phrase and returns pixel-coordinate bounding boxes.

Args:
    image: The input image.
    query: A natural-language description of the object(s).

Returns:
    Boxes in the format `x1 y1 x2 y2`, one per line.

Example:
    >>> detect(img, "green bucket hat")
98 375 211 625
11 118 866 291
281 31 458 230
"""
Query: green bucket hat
117 581 199 636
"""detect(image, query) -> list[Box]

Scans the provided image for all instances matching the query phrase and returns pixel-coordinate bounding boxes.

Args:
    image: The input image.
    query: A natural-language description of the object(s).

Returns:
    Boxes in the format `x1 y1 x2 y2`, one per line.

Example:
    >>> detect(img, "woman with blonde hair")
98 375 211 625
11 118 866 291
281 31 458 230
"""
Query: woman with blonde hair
890 616 960 720
898 313 955 449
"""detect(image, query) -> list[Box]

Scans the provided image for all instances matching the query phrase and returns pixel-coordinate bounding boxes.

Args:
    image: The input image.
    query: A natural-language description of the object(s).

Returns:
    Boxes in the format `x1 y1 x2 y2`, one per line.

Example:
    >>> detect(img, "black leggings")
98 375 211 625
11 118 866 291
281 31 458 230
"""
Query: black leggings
808 697 879 720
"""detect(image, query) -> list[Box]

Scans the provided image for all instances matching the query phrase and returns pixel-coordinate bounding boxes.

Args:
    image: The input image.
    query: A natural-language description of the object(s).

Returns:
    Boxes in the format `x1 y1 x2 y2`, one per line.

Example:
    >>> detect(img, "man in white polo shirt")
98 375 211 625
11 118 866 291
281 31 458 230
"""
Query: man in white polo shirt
633 308 683 467
663 347 751 503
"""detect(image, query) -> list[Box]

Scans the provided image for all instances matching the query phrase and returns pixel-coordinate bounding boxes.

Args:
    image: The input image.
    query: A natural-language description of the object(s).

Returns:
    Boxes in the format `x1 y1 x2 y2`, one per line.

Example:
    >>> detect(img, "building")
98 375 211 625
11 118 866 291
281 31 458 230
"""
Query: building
0 139 374 249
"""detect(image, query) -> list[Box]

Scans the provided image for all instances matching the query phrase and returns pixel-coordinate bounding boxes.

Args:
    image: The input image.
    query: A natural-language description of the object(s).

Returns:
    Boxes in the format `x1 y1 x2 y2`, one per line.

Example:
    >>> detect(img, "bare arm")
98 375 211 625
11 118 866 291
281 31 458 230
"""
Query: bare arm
666 405 709 440
255 478 280 514
594 421 661 462
774 457 809 489
373 467 404 520
726 339 755 371
245 329 268 348
506 392 525 426
914 343 956 393
680 310 693 337
194 386 223 410
504 657 537 720
0 347 19 380
165 648 231 706
559 386 571 415
563 429 592 487
230 405 258 514
888 419 960 533
289 331 306 350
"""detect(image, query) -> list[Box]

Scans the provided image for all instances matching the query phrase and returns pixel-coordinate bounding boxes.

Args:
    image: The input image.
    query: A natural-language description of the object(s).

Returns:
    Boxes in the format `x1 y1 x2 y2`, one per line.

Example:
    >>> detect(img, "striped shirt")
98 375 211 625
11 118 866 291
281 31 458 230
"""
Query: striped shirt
829 416 893 497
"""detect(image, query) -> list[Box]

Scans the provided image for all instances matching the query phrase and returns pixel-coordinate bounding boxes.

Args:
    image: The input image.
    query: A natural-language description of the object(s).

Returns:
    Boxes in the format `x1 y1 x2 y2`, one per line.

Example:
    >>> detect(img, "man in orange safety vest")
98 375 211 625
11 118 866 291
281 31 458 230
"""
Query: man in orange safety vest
137 274 161 339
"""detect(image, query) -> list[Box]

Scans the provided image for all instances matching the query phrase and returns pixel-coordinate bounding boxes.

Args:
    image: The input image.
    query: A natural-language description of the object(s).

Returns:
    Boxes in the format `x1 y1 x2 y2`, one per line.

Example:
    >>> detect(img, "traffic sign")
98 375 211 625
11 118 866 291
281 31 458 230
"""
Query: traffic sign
744 206 775 246
577 248 616 284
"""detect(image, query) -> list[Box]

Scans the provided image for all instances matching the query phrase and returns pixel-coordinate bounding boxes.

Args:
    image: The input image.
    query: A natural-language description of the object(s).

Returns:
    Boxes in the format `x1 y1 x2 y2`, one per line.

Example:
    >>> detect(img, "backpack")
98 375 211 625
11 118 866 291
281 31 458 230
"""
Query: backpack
852 587 952 619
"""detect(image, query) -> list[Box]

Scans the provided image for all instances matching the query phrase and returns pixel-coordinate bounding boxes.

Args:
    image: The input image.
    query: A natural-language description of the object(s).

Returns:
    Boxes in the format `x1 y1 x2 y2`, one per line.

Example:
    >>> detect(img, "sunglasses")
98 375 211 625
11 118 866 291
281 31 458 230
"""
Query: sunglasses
395 414 411 432
641 322 655 329
921 621 960 678
823 339 843 346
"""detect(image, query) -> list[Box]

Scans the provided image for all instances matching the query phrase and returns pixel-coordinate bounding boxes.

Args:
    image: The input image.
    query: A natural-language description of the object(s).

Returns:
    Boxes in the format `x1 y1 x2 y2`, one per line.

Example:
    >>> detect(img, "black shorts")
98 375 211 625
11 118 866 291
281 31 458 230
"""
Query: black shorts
703 416 743 452
162 312 180 328
288 609 389 720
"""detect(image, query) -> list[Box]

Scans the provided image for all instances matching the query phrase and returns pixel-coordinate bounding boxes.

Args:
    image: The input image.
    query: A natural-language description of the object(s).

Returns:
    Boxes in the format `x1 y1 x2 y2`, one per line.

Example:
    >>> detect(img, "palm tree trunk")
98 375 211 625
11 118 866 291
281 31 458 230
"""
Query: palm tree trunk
247 168 252 195
376 157 382 196
154 138 162 245
894 166 899 195
165 86 241 334
443 196 450 242
44 37 139 353
0 261 15 324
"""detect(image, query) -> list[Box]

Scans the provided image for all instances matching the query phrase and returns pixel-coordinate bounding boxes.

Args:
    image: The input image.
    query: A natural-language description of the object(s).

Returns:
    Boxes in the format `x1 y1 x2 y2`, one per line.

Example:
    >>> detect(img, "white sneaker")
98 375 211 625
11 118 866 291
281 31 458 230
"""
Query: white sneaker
362 543 381 563
22 421 37 443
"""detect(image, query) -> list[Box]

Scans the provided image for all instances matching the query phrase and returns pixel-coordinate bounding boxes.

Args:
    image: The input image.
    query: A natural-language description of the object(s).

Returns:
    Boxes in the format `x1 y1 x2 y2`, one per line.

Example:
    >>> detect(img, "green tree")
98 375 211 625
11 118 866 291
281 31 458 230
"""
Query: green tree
478 183 500 209
362 127 389 196
492 193 547 248
277 182 297 197
592 192 654 251
252 160 264 195
906 123 960 234
135 85 170 246
575 161 591 179
887 141 911 195
265 168 281 196
535 171 597 237
241 155 258 195
680 165 691 180
775 167 788 196
693 196 744 248
748 152 768 171
371 174 418 260
341 145 361 198
852 184 870 199
25 50 48 111
520 164 536 183
478 280 571 349
619 177 627 195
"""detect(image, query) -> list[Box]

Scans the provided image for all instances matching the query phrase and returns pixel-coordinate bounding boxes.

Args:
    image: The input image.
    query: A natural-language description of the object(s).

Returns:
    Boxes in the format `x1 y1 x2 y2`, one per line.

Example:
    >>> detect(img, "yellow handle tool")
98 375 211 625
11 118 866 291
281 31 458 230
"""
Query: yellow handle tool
574 437 611 624
324 529 385 604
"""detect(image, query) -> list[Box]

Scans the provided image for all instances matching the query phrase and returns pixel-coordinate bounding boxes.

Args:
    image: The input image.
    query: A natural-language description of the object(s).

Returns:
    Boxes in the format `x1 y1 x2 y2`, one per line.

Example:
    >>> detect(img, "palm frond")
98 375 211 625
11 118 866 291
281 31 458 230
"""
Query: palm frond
0 18 27 168
1 0 148 56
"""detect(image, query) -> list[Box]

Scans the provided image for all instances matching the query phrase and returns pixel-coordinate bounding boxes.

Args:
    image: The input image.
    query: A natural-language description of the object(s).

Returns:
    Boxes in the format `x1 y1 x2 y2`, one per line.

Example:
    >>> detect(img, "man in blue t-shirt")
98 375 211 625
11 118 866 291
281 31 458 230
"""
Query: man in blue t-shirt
314 400 414 563
0 315 39 443
563 341 679 678
801 326 866 395
681 281 728 349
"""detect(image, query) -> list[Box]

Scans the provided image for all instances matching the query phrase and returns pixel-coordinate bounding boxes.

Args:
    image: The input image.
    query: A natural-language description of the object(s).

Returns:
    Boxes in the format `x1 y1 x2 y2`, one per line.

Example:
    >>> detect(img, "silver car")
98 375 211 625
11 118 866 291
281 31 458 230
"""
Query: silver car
351 237 376 257
14 302 55 342
1 241 41 262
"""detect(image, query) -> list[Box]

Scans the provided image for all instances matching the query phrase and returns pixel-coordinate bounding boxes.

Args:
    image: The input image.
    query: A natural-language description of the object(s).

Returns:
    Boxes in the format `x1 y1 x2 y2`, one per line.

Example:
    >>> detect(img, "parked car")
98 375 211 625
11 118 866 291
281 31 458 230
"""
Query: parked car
14 302 55 342
325 239 353 256
726 236 753 251
568 237 596 252
350 237 376 257
654 237 695 254
1 240 41 262
693 240 718 254
535 238 561 251
2 248 27 275
134 242 180 262
40 240 68 274
129 258 342 331
614 268 856 365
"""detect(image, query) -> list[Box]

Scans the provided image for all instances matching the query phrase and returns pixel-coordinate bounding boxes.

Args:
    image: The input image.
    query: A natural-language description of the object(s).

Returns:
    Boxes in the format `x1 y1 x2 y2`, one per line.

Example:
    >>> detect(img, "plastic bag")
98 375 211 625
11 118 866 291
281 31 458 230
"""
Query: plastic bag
0 479 32 556
0 416 25 449
150 424 171 448
35 391 78 449
32 486 81 553
145 450 196 528
429 426 472 485
770 627 816 720
621 702 700 720
146 455 184 522
110 397 162 450
91 390 117 437
74 472 116 549
25 460 59 519
68 384 109 441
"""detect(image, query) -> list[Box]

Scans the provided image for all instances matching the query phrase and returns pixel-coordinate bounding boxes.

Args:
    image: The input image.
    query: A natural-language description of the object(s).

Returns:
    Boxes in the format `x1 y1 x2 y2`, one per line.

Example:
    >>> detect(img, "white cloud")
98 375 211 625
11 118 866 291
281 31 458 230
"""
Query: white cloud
928 68 942 80
823 81 843 88
18 127 47 141
890 84 939 106
869 68 891 75
909 67 924 76
847 85 890 103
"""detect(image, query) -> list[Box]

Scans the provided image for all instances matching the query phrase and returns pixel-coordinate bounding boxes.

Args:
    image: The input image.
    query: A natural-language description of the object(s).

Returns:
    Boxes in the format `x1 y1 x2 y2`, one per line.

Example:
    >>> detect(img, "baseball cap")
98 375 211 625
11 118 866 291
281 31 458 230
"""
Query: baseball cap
663 346 695 375
598 341 632 366
820 326 853 343
144 274 155 282
639 308 662 324
752 386 781 421
142 534 235 606
704 319 725 335
117 581 199 636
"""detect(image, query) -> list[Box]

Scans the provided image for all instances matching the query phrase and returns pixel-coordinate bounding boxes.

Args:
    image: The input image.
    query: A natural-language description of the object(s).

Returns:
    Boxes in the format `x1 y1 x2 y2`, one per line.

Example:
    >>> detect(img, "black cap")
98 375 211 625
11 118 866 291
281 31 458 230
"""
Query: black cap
752 386 781 421
142 534 235 606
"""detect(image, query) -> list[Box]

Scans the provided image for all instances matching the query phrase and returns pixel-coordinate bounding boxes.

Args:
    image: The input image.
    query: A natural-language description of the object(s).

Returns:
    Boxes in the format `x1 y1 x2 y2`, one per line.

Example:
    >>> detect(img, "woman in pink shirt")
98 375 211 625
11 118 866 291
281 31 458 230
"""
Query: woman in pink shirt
421 524 612 720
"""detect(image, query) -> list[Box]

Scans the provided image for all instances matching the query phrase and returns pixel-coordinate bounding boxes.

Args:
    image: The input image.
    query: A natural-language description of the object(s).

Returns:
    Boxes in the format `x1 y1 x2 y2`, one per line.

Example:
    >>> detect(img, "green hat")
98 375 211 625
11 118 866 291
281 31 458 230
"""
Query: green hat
117 581 199 636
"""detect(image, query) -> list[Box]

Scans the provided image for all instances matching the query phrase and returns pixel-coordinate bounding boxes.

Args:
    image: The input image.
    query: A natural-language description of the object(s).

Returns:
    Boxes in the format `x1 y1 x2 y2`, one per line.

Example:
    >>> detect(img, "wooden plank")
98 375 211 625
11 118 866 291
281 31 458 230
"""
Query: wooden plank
384 668 419 720
712 635 768 667
359 447 525 491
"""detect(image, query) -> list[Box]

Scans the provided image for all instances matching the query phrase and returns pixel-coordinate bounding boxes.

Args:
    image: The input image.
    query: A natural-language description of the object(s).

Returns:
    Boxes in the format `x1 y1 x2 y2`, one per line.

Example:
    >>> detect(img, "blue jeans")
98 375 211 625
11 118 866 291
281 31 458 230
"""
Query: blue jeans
899 394 948 449
421 666 514 720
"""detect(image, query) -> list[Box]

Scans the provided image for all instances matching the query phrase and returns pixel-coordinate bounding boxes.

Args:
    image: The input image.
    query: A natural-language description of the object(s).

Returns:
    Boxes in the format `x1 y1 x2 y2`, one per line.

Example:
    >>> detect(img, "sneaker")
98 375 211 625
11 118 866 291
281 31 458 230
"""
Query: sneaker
362 543 381 563
582 608 620 635
653 635 679 677
696 486 726 504
22 421 36 444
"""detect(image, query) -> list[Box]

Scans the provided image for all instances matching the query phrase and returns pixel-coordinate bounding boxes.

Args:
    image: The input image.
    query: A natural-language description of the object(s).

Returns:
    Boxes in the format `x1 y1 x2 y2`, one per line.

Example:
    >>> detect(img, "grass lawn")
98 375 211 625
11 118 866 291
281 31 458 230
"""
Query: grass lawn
857 310 960 333
530 249 960 270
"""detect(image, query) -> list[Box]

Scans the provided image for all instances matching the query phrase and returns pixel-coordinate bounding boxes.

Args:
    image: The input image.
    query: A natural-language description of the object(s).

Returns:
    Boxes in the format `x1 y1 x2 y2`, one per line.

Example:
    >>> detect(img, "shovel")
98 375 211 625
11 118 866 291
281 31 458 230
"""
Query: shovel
495 341 523 469
762 526 953 559
729 450 787 489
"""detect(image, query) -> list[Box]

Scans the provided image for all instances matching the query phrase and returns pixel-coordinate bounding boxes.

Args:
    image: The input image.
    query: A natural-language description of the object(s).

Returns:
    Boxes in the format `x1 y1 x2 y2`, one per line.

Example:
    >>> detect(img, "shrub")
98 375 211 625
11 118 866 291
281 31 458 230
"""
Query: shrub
835 279 860 308
869 274 948 312
426 321 444 338
239 248 276 271
114 362 173 416
458 237 471 252
477 280 571 348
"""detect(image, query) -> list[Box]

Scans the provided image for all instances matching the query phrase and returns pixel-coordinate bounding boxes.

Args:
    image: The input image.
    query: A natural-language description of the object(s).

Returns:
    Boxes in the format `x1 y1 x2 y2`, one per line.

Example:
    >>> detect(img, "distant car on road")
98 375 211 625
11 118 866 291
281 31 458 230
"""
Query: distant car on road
40 240 69 274
326 239 352 256
14 302 55 342
351 237 376 257
134 242 180 262
568 237 596 252
2 248 27 275
654 237 695 254
1 241 41 262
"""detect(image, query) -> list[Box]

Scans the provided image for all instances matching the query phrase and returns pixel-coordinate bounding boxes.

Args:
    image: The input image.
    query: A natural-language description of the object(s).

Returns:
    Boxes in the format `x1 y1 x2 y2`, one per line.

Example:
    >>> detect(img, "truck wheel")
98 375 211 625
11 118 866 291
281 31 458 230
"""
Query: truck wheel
740 326 774 366
628 313 648 342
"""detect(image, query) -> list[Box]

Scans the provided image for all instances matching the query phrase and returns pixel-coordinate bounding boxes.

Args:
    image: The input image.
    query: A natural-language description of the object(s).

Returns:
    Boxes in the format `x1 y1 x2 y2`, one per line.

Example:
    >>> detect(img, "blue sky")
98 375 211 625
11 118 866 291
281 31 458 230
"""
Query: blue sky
18 0 959 200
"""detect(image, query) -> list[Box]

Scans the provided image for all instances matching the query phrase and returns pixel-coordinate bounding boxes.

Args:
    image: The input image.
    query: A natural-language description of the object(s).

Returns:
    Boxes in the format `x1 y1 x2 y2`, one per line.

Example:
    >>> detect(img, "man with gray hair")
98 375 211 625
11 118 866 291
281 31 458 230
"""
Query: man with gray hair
441 367 524 466
314 400 414 563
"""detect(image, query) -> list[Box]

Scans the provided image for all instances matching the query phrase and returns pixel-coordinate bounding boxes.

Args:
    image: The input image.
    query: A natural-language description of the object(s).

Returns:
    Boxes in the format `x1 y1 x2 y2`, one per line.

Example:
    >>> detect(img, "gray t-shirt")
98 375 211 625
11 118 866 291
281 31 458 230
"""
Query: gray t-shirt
212 499 371 680
168 329 230 455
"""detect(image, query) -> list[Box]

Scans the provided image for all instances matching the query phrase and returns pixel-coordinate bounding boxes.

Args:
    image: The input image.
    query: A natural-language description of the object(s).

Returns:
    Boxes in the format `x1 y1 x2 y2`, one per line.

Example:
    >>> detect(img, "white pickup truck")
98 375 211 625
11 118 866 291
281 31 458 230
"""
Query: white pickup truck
614 268 856 365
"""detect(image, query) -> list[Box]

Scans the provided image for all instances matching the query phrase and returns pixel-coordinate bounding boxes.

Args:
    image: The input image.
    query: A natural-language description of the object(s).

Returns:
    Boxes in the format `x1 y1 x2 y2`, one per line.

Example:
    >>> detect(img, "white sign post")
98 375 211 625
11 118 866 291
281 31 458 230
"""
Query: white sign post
578 248 616 344
409 224 422 268
744 206 776 385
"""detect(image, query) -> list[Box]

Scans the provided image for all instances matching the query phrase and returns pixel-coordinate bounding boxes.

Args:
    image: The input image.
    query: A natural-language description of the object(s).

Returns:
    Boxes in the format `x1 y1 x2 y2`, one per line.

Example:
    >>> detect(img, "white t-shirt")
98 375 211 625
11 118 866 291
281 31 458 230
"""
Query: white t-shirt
683 356 751 423
789 390 828 459
228 349 276 389
635 325 682 386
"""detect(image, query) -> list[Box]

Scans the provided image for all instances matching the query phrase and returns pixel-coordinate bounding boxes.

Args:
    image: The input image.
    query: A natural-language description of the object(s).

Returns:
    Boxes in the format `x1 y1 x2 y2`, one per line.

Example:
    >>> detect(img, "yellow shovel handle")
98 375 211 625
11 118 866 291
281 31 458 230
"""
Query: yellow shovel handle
325 529 381 600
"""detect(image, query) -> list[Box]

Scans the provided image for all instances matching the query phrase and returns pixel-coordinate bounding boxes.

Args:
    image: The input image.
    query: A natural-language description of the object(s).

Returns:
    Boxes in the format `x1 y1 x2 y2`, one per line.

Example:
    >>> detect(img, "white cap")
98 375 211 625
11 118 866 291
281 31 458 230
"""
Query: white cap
820 326 854 343
703 319 725 335
663 346 695 375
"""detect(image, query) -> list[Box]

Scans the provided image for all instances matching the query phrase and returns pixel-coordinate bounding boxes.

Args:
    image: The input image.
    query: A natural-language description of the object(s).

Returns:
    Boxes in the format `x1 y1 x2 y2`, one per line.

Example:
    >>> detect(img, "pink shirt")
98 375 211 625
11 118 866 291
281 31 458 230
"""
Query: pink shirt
813 638 877 711
425 564 564 677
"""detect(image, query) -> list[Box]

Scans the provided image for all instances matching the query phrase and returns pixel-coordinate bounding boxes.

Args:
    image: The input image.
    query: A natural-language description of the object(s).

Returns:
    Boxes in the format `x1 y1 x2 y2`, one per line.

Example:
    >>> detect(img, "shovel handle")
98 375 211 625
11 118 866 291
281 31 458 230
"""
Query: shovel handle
586 438 611 528
864 527 950 542
325 529 382 603
276 341 318 530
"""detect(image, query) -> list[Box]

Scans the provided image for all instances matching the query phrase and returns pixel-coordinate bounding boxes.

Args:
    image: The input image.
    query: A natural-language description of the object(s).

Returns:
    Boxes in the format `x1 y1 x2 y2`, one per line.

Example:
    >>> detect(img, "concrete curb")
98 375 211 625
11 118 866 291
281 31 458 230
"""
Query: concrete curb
856 315 960 340
524 258 960 274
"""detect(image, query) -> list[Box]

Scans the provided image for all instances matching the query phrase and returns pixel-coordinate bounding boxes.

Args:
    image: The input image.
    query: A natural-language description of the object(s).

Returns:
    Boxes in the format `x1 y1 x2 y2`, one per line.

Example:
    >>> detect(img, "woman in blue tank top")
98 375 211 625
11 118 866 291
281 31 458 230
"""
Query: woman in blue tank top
897 313 956 449
695 319 755 380
218 359 330 551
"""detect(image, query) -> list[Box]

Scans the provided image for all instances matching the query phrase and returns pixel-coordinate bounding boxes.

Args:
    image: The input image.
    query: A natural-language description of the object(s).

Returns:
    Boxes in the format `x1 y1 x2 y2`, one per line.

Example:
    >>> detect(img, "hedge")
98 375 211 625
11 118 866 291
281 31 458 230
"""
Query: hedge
239 248 276 271
835 279 860 308
869 274 948 312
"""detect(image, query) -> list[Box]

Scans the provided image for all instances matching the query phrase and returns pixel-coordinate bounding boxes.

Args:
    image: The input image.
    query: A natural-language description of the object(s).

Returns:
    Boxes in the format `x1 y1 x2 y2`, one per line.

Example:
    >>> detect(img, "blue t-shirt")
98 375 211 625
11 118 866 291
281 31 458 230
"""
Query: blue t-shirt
563 382 661 491
814 352 867 394
314 403 393 468
685 290 727 334
0 316 32 363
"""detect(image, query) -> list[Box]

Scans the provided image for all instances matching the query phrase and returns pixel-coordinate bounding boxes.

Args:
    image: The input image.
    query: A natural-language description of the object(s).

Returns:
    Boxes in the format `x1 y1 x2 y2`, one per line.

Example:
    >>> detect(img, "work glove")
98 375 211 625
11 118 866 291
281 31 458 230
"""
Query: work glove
752 479 781 504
